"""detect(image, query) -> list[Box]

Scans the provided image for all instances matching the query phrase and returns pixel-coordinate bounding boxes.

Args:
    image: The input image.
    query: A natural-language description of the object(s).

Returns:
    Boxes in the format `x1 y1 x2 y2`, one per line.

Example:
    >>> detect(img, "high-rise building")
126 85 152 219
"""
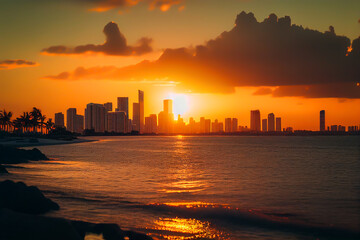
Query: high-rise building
107 111 126 133
164 99 173 114
250 110 261 131
219 122 224 132
212 119 220 133
320 110 325 131
232 118 238 132
116 97 128 117
200 117 206 133
75 115 84 134
54 112 64 128
158 99 174 134
144 114 157 134
66 108 77 132
225 118 232 133
268 113 275 131
103 102 113 112
132 102 140 132
138 90 144 134
85 103 106 132
276 117 281 132
205 119 211 133
262 119 267 131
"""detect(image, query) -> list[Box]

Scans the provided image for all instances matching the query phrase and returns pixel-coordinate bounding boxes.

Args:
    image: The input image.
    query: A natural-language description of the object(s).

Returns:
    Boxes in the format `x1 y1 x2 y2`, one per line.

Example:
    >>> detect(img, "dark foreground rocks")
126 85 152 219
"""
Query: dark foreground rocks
0 164 8 174
0 180 152 240
0 180 59 214
0 145 49 164
0 209 153 240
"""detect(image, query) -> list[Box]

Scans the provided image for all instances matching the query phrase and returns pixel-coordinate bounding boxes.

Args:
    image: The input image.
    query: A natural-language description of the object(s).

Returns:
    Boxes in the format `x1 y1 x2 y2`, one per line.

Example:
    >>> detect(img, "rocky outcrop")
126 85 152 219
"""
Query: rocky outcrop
0 146 49 164
0 164 8 174
0 180 59 214
0 209 153 240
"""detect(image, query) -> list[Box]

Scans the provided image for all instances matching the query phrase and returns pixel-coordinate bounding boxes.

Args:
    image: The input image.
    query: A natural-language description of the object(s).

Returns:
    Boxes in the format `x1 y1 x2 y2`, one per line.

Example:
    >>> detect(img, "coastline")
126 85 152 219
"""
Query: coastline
0 137 96 148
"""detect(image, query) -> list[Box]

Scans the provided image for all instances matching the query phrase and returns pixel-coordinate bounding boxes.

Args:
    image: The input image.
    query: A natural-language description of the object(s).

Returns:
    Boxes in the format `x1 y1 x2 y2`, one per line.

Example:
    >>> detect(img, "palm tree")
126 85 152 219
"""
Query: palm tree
19 112 31 133
30 107 41 133
45 119 54 134
0 110 13 132
39 115 46 134
0 110 3 131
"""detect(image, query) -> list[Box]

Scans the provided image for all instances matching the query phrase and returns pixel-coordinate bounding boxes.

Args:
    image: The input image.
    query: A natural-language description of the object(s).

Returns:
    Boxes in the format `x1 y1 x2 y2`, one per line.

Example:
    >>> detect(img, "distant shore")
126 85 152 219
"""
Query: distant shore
0 137 95 148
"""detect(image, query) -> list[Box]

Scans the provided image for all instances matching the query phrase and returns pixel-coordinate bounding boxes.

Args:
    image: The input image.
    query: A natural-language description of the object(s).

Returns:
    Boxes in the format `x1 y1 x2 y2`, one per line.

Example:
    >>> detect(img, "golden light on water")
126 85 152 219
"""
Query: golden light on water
153 217 226 240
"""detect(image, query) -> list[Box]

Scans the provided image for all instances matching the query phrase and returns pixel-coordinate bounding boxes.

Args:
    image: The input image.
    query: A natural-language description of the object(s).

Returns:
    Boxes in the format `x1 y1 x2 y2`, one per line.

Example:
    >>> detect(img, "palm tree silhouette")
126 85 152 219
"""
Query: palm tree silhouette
0 110 13 132
30 107 41 133
45 119 54 134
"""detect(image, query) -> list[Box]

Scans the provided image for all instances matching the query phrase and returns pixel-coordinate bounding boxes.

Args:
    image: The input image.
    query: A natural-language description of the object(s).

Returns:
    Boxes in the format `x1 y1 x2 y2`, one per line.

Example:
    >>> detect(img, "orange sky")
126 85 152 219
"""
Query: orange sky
0 0 359 130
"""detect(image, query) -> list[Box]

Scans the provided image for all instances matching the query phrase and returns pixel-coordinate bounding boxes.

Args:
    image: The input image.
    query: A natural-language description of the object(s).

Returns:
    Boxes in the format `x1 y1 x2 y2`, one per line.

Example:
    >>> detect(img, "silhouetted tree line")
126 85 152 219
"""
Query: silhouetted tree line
0 107 54 134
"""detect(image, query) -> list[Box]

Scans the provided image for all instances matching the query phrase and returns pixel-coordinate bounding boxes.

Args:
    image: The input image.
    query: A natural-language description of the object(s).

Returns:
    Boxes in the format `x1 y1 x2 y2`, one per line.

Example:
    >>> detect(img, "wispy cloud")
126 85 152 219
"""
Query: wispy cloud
0 59 39 70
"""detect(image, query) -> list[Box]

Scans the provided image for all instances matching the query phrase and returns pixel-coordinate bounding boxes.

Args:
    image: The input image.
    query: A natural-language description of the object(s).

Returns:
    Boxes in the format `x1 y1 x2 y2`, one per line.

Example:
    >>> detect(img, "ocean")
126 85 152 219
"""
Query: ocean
1 136 360 239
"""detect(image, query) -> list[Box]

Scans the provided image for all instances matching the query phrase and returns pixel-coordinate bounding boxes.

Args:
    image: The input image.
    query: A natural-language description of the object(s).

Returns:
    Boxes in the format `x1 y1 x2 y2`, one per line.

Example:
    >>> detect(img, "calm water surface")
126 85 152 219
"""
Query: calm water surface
1 136 359 239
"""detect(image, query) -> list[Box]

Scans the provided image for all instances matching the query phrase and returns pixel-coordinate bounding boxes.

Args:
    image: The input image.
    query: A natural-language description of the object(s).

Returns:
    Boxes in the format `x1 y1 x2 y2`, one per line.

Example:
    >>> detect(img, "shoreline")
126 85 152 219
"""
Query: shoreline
0 137 96 148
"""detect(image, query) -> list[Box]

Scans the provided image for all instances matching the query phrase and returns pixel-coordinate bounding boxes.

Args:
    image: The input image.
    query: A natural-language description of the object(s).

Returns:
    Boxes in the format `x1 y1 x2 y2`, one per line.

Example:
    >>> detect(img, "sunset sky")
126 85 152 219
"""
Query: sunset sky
1 0 359 130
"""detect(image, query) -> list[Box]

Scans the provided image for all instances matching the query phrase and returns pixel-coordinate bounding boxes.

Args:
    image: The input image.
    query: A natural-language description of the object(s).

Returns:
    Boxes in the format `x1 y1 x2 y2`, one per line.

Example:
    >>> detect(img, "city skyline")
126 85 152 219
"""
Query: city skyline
1 1 360 131
48 90 359 134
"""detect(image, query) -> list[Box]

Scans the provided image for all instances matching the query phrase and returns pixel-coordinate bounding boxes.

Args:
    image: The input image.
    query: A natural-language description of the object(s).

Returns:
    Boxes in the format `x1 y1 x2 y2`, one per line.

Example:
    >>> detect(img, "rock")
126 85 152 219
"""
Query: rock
0 208 82 240
0 180 59 214
0 164 8 174
0 145 49 164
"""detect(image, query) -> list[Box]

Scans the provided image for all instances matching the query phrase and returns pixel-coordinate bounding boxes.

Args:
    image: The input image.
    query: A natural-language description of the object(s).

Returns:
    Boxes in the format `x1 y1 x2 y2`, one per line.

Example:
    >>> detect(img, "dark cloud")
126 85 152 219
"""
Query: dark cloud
44 12 360 98
42 22 153 56
0 59 38 70
253 83 360 99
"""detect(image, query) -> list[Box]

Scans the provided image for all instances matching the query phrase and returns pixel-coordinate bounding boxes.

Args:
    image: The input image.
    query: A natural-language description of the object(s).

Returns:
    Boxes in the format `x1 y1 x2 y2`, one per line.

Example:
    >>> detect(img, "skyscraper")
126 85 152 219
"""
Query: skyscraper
85 103 106 132
138 90 144 134
107 111 126 133
132 102 140 132
66 108 77 132
262 119 267 132
225 118 232 133
276 117 281 132
116 97 128 117
54 112 64 128
250 110 261 131
231 118 238 132
117 97 129 133
144 114 157 134
103 102 113 112
75 115 84 133
164 99 173 114
320 110 325 131
268 113 275 131
158 99 174 134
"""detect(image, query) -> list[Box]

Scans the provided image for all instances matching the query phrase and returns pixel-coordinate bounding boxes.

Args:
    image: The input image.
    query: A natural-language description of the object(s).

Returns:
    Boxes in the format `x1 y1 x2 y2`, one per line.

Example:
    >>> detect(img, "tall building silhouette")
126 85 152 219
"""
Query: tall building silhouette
164 99 173 114
107 111 126 133
268 113 275 131
262 119 267 132
158 99 174 134
75 115 84 133
103 102 112 112
132 102 140 132
144 114 157 133
54 112 64 127
276 117 281 132
232 118 238 132
250 110 261 131
320 110 325 131
66 108 77 132
138 90 144 134
117 97 129 132
85 103 106 132
225 118 232 133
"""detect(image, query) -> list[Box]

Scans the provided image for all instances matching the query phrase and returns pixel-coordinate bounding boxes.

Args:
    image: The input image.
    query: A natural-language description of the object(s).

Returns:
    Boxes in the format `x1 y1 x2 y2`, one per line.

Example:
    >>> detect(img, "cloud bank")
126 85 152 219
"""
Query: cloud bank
0 59 38 70
42 22 153 56
45 12 360 98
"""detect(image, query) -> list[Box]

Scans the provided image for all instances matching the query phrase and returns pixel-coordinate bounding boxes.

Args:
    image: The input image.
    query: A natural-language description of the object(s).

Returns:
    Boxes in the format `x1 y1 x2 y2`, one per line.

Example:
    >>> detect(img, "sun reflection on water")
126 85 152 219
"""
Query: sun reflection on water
153 217 226 240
